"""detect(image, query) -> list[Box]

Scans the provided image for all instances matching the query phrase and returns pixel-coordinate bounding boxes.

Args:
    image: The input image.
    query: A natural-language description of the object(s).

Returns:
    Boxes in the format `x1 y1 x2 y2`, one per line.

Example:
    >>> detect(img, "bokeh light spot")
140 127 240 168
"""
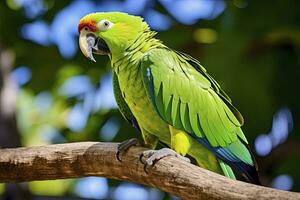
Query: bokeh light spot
67 104 88 132
100 117 120 142
113 183 149 200
21 21 51 46
34 91 52 112
59 75 92 98
75 177 108 199
194 28 218 44
11 66 32 86
254 134 272 156
272 174 293 191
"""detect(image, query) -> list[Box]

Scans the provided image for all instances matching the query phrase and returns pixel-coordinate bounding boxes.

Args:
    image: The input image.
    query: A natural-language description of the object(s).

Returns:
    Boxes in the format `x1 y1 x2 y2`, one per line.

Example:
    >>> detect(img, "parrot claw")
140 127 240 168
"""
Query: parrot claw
140 148 190 173
117 138 141 161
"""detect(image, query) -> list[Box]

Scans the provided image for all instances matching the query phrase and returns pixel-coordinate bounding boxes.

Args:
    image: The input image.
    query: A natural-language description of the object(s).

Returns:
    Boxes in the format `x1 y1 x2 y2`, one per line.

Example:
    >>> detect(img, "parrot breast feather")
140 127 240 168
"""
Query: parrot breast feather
113 71 140 131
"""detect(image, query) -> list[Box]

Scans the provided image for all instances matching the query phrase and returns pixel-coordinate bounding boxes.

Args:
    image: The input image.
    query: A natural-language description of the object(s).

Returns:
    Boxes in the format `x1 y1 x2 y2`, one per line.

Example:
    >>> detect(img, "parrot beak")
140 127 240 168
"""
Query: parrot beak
79 31 97 62
79 31 110 62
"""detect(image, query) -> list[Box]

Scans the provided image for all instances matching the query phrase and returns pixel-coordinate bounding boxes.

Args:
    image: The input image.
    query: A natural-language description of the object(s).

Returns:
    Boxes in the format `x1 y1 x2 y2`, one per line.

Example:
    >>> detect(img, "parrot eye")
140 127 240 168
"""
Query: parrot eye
97 19 113 31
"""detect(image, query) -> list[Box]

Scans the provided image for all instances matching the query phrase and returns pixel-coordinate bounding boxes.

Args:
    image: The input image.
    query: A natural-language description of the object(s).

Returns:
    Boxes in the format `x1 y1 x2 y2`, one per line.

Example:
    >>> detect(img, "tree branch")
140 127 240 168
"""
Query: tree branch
0 142 299 200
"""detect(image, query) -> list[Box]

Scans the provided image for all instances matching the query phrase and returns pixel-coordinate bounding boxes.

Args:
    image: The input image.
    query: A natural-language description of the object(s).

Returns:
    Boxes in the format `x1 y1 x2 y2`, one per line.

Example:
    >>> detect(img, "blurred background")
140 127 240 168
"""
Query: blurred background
0 0 299 199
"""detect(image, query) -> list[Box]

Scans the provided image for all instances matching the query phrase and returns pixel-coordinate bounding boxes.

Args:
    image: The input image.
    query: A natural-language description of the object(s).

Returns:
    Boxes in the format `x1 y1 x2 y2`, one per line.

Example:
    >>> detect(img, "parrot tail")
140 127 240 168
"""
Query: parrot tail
219 159 236 179
191 135 262 185
232 160 262 185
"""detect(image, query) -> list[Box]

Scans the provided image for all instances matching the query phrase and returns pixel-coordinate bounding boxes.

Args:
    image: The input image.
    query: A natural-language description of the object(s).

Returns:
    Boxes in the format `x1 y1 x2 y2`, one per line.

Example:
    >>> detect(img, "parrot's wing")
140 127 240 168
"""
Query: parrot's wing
113 71 140 132
174 50 245 125
141 48 259 183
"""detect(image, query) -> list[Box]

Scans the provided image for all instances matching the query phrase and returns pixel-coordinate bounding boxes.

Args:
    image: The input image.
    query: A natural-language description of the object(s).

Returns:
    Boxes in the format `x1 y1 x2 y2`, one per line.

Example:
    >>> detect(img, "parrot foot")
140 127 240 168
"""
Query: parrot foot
140 148 190 172
117 138 141 161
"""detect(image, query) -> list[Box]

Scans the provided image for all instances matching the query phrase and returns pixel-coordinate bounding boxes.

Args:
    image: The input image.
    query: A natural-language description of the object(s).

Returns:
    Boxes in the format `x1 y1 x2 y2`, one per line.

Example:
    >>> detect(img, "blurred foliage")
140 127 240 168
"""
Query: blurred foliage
0 0 300 199
29 180 73 196
0 184 3 194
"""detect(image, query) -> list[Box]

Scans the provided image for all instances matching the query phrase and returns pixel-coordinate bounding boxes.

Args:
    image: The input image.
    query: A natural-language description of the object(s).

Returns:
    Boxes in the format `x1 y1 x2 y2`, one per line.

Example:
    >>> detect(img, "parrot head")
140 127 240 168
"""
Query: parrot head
78 12 149 62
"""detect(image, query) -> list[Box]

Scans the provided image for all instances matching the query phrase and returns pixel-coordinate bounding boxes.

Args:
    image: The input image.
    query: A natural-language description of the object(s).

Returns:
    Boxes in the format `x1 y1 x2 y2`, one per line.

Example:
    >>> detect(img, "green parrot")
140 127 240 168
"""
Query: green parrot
78 12 260 184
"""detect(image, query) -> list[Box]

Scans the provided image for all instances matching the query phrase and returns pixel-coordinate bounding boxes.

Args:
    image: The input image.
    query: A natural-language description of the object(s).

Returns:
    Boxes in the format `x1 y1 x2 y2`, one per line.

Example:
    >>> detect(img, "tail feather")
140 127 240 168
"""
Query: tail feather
235 161 261 185
191 134 261 185
219 159 236 180
221 159 261 185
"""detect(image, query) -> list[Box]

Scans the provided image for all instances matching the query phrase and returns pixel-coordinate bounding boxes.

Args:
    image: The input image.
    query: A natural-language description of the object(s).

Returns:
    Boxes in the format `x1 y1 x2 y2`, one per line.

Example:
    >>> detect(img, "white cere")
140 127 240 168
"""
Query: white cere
97 19 113 31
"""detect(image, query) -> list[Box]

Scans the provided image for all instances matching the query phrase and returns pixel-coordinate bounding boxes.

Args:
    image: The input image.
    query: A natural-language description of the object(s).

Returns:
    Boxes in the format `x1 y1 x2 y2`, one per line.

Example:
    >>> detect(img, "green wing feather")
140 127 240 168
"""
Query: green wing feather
140 48 256 170
113 72 140 131
175 50 245 126
141 48 246 146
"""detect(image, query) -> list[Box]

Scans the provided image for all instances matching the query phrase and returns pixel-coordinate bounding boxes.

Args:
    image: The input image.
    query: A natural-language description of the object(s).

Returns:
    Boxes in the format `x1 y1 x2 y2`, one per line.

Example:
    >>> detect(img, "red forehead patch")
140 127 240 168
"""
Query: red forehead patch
78 19 97 33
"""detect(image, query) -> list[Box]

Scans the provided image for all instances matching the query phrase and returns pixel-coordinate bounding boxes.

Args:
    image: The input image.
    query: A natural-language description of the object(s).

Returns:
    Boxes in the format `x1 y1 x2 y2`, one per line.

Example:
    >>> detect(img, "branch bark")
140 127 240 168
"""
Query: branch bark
0 142 299 200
